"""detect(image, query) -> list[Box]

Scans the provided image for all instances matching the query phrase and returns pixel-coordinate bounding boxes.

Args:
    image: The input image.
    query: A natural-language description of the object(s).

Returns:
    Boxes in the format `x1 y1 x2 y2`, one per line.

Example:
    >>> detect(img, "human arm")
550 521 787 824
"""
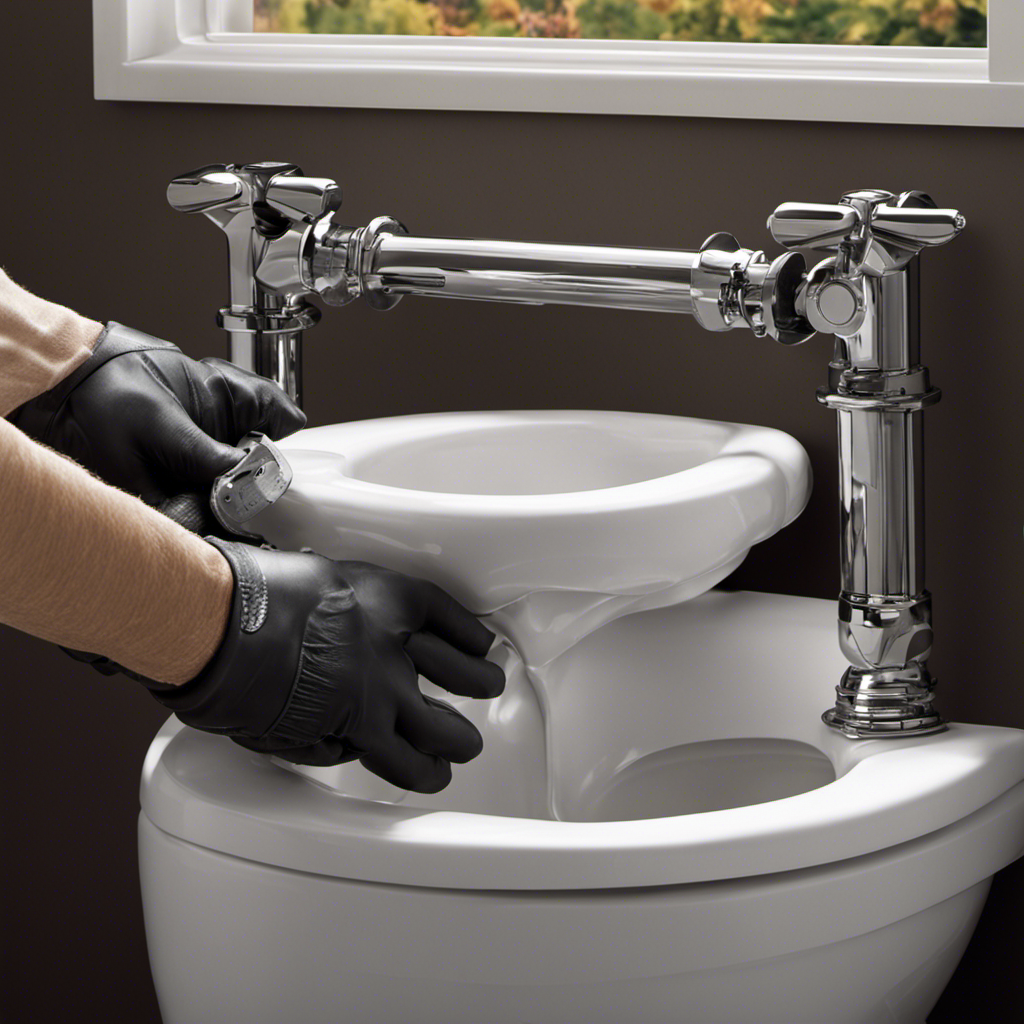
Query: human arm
1 271 504 787
2 267 306 505
0 415 232 684
0 417 505 788
0 267 103 417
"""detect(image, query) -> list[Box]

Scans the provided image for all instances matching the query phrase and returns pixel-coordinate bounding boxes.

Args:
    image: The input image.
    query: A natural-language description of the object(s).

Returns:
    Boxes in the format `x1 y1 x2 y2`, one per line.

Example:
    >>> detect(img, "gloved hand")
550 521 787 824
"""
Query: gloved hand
142 539 505 792
10 322 305 506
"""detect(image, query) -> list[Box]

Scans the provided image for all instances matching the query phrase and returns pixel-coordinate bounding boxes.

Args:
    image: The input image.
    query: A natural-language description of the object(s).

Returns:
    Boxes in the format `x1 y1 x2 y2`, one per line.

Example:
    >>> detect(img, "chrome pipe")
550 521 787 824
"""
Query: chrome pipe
312 217 811 342
218 302 315 408
832 268 929 601
367 233 701 314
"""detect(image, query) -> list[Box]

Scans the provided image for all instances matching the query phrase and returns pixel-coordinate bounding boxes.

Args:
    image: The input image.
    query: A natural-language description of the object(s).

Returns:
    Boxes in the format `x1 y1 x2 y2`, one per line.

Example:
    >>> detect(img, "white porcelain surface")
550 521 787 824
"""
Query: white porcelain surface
141 592 1024 891
140 592 1024 1024
141 817 995 1024
255 411 812 664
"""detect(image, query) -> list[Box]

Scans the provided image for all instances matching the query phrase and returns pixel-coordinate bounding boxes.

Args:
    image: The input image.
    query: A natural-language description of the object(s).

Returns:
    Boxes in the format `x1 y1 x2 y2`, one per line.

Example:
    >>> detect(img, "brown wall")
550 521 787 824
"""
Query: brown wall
4 5 1021 1022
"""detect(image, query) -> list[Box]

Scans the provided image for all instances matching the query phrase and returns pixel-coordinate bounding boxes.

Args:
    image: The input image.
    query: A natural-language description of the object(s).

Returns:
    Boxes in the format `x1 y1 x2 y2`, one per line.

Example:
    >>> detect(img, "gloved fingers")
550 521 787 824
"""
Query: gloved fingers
156 491 260 542
360 735 453 794
396 692 484 764
157 492 219 535
404 631 506 699
231 733 364 767
148 402 245 489
414 579 497 657
201 358 307 440
100 451 167 507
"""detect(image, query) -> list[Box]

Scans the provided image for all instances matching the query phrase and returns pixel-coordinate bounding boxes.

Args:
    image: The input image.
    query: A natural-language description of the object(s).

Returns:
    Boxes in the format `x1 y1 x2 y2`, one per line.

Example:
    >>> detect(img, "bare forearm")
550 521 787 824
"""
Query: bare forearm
0 418 232 684
0 267 104 417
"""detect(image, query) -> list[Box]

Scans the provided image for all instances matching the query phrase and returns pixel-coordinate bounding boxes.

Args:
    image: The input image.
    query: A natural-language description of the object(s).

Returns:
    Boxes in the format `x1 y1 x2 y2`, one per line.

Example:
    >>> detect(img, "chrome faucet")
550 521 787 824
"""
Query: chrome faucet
168 164 964 739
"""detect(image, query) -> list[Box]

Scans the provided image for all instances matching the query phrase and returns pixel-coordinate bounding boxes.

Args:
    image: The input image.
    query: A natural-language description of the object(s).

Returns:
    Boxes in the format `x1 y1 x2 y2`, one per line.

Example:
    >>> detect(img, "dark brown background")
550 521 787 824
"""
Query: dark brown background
3 4 1021 1021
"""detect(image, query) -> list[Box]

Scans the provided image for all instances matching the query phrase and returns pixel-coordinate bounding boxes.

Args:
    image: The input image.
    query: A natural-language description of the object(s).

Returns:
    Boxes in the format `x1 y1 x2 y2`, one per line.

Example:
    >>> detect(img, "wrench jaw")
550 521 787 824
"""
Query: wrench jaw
210 433 293 541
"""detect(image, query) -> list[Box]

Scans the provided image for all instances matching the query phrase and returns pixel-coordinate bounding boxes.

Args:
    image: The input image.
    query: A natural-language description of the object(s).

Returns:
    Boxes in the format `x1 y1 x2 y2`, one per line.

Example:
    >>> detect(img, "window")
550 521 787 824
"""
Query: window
93 0 1023 125
254 0 987 48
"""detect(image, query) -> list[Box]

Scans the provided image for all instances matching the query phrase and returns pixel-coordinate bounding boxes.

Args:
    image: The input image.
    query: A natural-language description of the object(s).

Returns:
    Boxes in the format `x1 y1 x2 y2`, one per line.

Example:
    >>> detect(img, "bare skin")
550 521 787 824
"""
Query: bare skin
0 268 102 418
0 267 232 685
0 416 233 684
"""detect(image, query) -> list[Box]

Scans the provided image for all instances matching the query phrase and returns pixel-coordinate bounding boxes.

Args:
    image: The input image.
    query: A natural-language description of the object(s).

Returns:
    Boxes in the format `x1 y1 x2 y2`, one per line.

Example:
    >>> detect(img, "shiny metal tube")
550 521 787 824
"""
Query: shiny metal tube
217 292 317 407
818 262 943 737
236 325 304 406
834 268 928 603
780 190 961 740
838 406 925 601
366 233 701 314
317 219 806 338
220 326 304 406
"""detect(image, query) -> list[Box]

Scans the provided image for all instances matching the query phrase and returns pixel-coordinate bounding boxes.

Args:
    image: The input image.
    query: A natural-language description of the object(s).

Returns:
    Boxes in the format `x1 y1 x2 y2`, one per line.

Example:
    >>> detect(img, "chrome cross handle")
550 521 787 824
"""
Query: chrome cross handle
165 165 245 214
768 189 965 277
766 190 965 337
167 162 342 226
167 162 344 404
264 172 343 225
167 162 343 305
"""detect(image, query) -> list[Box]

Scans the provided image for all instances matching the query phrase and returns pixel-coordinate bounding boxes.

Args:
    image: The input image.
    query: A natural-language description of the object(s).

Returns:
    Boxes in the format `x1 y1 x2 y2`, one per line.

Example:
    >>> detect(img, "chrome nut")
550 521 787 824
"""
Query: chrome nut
838 593 933 671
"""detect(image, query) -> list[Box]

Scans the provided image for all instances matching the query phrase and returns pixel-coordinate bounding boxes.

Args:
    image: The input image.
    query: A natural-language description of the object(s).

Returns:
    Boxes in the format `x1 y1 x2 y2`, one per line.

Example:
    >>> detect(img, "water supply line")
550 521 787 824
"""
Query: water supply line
168 163 964 739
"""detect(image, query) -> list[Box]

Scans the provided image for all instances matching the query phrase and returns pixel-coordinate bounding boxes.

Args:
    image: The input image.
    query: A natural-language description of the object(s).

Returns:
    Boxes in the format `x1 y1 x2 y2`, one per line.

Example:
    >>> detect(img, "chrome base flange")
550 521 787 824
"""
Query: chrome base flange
822 665 947 739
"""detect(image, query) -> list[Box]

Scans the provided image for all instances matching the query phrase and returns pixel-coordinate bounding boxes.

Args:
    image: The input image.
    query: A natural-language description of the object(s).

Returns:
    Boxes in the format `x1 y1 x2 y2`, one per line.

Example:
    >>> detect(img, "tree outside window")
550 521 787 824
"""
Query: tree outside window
253 0 987 45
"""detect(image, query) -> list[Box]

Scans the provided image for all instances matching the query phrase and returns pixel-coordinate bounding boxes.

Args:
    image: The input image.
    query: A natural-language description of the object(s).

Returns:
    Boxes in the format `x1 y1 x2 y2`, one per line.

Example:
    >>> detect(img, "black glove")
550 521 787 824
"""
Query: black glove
10 322 305 506
142 539 505 792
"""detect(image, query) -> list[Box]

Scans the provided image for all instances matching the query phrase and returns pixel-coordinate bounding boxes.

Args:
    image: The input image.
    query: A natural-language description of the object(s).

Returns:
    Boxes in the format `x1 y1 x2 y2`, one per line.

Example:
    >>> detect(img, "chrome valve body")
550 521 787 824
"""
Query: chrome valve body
169 165 964 739
768 189 963 737
167 162 344 406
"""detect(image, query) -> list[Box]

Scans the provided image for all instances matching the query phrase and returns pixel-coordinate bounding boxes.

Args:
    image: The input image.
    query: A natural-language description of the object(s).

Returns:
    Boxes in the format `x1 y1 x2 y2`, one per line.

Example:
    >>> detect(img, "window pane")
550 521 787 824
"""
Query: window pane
253 0 986 45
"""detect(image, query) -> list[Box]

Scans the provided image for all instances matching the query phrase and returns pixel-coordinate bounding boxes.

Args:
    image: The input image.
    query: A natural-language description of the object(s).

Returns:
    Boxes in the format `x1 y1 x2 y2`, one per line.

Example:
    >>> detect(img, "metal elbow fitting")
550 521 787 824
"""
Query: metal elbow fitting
691 233 816 346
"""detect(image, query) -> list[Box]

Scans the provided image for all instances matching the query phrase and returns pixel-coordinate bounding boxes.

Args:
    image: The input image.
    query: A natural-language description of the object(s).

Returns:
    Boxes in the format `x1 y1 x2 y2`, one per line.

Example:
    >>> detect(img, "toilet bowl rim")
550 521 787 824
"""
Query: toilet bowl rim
141 717 1024 891
275 410 811 521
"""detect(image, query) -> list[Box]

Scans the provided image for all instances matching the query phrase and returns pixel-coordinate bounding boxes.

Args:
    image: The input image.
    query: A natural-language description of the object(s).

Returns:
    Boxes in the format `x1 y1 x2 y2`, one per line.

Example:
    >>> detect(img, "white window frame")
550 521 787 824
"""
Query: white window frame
94 0 1023 127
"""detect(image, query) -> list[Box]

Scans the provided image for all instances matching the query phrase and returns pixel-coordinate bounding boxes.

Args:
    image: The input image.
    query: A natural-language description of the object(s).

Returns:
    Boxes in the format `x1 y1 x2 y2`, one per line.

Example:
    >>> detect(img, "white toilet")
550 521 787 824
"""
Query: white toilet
139 411 1024 1024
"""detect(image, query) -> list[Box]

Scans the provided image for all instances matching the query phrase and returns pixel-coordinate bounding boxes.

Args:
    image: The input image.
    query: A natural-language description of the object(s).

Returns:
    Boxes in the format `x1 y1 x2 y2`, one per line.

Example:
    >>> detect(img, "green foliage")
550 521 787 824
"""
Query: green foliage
575 0 668 40
255 0 987 45
304 0 441 34
756 1 987 45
